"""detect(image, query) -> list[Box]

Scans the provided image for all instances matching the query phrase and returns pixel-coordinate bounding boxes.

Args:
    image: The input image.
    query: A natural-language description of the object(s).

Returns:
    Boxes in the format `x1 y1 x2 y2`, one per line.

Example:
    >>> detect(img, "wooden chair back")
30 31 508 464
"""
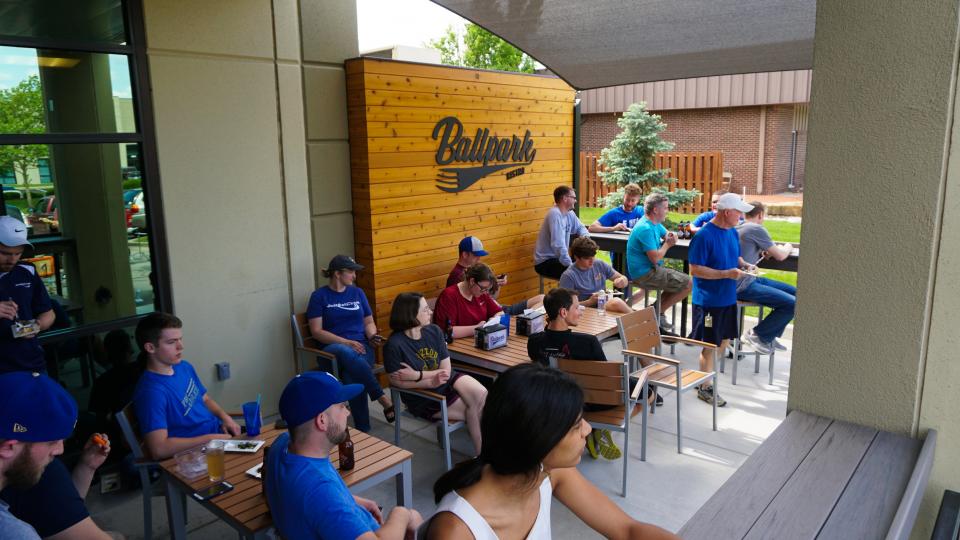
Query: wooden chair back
117 402 149 461
293 312 327 350
555 358 626 407
617 307 661 353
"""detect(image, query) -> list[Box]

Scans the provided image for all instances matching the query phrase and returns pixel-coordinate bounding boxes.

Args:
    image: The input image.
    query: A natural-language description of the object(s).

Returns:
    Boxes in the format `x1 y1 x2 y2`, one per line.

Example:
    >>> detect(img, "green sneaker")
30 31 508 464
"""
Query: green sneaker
595 429 622 460
585 431 599 459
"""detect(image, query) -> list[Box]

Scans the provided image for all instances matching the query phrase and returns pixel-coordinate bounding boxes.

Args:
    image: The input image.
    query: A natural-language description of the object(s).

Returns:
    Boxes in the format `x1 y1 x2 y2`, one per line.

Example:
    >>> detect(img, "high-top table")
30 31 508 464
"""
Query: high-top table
589 231 800 335
159 425 413 539
447 307 622 373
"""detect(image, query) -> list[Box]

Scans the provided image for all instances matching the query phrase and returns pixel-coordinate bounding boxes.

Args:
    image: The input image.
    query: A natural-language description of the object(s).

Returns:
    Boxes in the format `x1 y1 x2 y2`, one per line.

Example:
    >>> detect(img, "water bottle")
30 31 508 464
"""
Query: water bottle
597 291 607 316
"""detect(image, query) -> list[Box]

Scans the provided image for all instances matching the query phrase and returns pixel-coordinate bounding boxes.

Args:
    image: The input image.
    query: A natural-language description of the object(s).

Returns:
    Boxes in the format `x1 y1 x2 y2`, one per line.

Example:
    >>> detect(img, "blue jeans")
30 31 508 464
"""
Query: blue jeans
737 277 796 342
321 342 384 432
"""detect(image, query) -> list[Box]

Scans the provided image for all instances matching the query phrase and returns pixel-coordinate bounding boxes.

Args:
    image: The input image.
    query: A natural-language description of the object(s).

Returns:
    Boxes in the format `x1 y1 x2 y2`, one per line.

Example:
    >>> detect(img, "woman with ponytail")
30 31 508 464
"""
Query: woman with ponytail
427 364 679 540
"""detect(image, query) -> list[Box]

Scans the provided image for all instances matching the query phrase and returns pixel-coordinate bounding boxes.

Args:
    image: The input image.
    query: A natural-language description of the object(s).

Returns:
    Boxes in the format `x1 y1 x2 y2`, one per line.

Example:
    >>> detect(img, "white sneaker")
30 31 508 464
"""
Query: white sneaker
659 315 674 332
743 330 773 355
772 338 788 351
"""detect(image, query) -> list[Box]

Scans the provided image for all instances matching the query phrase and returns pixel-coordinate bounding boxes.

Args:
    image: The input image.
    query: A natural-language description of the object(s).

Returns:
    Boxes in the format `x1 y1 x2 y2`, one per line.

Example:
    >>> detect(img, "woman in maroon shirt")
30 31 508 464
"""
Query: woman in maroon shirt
433 263 505 339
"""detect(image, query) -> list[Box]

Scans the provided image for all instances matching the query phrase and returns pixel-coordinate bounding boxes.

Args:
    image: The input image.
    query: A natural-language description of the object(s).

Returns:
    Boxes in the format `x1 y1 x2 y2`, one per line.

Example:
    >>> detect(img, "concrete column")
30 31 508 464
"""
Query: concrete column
788 0 960 535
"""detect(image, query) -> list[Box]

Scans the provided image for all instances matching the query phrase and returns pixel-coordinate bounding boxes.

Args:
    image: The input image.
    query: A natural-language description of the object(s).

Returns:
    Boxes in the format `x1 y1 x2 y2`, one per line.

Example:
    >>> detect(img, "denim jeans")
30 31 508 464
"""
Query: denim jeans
321 341 383 432
737 277 796 342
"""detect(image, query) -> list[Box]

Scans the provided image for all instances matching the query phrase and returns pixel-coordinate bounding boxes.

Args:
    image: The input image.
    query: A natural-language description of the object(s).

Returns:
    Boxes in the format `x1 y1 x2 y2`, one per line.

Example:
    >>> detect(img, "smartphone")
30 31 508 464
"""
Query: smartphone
192 481 234 501
497 273 506 279
371 334 385 345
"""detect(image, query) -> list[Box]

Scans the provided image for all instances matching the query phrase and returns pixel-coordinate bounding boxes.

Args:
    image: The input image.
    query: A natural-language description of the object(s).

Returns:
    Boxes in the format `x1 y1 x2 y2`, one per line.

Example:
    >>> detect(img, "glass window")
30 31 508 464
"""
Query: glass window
0 0 127 45
1 142 156 329
0 46 136 134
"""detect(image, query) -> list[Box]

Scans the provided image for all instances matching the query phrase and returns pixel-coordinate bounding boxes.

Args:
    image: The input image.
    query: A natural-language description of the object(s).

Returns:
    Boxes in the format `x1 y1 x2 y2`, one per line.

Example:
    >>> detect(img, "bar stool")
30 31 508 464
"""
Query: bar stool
721 301 776 385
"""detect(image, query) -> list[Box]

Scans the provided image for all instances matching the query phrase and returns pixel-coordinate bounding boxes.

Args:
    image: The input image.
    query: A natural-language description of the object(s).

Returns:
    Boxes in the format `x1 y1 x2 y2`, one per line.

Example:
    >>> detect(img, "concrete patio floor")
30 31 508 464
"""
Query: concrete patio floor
85 325 791 539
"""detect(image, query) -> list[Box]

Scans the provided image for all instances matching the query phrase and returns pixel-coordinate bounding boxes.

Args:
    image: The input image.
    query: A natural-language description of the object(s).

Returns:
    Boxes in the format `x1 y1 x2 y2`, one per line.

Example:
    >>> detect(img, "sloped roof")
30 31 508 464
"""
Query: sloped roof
431 0 816 90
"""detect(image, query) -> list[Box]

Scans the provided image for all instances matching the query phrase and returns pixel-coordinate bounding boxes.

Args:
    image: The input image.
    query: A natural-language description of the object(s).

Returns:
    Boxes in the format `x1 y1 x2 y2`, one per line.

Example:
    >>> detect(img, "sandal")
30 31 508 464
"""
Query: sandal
383 405 396 423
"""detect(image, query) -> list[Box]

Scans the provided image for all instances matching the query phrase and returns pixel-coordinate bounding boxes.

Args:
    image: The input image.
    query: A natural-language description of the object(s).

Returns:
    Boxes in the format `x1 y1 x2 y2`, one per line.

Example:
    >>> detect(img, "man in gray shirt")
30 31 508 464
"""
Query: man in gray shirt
736 202 796 354
0 371 79 540
534 185 588 279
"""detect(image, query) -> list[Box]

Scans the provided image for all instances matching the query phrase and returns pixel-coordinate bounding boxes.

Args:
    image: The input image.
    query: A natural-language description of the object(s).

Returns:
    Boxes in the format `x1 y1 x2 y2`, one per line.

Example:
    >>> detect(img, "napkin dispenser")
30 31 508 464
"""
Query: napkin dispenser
474 323 508 350
516 311 545 336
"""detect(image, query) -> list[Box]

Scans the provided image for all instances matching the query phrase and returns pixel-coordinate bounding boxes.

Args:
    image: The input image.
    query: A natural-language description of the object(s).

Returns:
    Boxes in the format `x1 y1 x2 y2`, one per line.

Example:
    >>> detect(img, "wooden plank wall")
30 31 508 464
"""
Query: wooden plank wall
346 58 576 329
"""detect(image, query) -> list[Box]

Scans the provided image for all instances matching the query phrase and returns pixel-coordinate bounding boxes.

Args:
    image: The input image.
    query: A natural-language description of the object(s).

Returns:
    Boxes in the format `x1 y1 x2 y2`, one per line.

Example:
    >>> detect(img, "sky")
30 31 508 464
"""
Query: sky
0 46 131 97
357 0 468 53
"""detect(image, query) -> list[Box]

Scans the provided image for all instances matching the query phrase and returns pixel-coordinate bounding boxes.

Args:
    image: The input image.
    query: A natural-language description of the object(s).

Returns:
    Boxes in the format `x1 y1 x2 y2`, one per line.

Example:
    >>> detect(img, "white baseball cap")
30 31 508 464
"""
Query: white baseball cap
715 193 754 213
0 216 33 249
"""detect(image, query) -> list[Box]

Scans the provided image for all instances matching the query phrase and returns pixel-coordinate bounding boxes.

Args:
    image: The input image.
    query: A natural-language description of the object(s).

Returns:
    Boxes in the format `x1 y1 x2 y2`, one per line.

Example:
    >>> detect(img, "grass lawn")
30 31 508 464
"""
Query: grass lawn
578 206 797 317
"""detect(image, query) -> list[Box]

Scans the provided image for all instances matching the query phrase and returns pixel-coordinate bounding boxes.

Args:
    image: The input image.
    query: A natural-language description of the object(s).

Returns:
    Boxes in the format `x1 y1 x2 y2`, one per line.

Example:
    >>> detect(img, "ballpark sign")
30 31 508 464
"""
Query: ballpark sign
432 116 537 193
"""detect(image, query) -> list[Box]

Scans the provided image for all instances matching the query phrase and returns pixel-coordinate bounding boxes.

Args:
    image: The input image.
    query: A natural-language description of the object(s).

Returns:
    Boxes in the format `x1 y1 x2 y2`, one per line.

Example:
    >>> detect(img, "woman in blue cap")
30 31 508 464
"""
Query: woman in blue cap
307 255 394 431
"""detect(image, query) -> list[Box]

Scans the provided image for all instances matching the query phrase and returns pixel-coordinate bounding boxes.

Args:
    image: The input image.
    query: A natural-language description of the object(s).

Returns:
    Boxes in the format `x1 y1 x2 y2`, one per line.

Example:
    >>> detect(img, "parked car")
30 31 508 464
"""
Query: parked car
5 205 26 224
121 167 141 180
124 189 143 228
28 195 58 232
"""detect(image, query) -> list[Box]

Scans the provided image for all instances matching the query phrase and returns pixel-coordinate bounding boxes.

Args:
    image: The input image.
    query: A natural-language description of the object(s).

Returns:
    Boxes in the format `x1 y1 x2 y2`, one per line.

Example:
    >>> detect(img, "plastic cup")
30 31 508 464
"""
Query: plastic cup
205 440 225 482
242 401 262 437
499 313 510 336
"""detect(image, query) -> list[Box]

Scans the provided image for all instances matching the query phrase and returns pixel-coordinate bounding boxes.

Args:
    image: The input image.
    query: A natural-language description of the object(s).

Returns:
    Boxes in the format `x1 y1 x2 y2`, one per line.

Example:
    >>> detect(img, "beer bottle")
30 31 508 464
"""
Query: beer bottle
339 427 355 471
444 318 454 344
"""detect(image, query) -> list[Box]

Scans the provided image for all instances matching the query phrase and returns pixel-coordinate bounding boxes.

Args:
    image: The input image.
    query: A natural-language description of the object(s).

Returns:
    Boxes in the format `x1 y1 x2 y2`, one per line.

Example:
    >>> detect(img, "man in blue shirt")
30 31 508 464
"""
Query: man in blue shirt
534 185 589 279
266 372 423 540
0 216 55 374
626 193 692 333
132 312 241 459
688 193 757 407
587 183 644 233
0 371 79 540
688 190 725 234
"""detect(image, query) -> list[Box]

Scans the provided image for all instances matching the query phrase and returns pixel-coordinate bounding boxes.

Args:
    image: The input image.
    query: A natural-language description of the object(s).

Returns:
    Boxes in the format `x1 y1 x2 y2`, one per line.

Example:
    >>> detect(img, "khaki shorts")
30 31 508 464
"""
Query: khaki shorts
632 266 690 293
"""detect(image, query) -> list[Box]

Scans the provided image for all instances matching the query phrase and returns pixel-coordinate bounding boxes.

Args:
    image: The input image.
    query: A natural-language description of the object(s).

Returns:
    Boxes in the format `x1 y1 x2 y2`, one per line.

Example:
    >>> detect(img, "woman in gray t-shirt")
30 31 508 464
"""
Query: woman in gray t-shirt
384 292 488 455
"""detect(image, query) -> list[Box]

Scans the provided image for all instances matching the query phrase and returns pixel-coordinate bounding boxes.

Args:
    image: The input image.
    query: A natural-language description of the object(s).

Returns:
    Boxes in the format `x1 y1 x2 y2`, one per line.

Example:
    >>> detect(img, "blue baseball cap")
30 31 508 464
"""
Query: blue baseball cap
458 236 488 256
279 372 363 428
0 372 78 442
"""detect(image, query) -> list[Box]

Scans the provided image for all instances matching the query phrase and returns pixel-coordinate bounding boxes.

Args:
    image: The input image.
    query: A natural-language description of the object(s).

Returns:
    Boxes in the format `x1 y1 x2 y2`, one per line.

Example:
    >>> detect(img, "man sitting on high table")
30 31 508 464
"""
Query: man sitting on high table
533 185 588 280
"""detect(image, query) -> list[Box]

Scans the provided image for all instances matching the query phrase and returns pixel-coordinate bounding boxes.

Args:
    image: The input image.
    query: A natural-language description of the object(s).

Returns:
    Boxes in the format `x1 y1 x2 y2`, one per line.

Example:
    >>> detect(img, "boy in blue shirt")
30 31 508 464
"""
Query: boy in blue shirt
132 312 241 459
587 183 644 233
688 194 757 407
266 372 423 540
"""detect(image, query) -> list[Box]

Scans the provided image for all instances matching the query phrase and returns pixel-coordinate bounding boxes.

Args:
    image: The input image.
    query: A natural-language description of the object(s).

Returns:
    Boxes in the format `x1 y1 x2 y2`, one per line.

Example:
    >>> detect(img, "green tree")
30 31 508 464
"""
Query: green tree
428 24 535 73
0 74 48 207
596 102 699 209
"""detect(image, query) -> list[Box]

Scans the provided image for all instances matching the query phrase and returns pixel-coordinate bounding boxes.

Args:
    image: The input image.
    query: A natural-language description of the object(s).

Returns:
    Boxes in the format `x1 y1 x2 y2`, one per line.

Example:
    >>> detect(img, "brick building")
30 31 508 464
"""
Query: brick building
580 71 810 195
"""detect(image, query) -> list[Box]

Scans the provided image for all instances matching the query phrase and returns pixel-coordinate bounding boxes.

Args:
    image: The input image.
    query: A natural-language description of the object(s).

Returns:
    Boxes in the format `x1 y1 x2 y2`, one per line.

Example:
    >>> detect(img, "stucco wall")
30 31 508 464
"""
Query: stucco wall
788 0 960 535
143 0 354 415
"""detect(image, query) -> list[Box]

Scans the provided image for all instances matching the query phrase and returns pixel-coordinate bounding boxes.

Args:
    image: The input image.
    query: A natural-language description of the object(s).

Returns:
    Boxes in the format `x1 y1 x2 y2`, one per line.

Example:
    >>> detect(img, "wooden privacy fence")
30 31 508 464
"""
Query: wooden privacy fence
579 151 724 214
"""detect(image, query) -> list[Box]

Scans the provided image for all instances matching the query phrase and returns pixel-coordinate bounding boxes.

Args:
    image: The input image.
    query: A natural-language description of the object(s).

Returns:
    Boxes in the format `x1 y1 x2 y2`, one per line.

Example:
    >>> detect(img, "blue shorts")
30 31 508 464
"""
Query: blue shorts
688 304 738 346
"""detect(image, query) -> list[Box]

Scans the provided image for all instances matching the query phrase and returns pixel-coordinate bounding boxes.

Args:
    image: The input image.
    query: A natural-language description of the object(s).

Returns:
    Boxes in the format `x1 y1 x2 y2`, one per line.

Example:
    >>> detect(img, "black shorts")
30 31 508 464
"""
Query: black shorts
403 372 464 420
534 259 567 280
688 304 738 346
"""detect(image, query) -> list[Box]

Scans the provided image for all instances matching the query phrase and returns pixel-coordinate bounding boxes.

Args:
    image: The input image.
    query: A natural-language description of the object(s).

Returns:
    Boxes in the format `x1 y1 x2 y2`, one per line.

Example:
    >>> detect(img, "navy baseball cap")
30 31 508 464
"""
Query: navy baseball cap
326 255 363 272
0 372 78 442
458 236 488 256
279 372 363 428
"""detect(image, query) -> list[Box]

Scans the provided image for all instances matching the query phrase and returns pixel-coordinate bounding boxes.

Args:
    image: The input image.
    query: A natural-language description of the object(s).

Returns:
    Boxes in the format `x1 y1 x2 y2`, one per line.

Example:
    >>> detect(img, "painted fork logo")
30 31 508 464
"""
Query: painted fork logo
432 116 536 193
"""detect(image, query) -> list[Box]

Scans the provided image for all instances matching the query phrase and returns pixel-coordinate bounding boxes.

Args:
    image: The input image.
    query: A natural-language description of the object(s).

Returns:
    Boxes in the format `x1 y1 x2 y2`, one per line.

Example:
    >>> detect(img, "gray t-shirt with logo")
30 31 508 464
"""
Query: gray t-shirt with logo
736 222 775 292
559 260 616 301
0 499 40 540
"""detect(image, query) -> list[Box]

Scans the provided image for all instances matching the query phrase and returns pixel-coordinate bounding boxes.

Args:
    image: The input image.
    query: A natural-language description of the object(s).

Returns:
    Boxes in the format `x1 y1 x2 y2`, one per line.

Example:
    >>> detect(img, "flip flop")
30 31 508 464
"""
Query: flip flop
383 405 396 423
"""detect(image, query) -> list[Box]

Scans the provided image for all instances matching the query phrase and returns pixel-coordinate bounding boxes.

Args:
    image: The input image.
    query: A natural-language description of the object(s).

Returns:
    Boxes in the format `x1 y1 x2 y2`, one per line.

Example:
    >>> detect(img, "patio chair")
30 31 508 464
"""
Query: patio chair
391 386 466 471
549 357 648 496
618 307 717 453
115 403 166 540
291 312 386 378
720 301 776 385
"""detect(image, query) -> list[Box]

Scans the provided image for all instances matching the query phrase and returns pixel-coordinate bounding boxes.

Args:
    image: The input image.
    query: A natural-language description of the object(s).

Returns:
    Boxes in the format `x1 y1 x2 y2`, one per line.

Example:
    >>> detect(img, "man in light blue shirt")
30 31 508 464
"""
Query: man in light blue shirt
534 185 589 280
626 193 692 332
266 372 423 540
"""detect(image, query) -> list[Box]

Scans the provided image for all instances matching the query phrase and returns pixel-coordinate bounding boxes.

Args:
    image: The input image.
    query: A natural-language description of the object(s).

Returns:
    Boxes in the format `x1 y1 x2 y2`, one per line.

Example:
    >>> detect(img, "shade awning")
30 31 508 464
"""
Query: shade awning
430 0 816 90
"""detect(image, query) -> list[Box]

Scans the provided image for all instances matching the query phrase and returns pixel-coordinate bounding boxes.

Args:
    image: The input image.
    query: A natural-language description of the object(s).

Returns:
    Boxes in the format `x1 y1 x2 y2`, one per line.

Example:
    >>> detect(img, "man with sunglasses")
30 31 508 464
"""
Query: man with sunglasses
534 186 588 280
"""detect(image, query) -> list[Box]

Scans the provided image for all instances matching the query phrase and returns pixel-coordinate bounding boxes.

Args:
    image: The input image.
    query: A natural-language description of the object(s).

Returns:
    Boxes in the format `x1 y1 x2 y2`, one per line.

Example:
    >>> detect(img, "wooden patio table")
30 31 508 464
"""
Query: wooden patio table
447 307 622 374
159 425 413 539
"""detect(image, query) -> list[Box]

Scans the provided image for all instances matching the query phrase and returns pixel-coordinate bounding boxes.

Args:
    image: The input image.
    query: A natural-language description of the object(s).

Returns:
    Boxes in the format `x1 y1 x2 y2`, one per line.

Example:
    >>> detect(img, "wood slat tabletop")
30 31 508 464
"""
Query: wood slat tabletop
159 425 413 535
447 307 622 373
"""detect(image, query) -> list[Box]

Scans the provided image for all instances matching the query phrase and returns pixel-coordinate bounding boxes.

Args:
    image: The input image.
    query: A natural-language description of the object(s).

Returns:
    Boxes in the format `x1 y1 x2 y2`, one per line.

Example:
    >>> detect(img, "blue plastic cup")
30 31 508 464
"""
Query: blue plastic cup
242 401 262 437
499 314 510 337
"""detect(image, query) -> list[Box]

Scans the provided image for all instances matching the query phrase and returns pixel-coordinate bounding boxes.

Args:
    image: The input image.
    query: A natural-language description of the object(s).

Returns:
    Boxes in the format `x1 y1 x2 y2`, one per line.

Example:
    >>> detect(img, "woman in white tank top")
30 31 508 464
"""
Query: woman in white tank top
425 364 679 540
